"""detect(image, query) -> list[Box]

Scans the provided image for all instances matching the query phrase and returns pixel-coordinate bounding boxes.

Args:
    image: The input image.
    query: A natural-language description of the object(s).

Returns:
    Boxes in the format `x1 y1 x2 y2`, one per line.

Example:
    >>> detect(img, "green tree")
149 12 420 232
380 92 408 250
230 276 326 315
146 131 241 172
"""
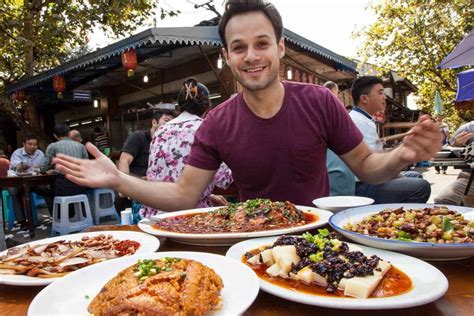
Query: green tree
0 0 180 144
356 0 474 131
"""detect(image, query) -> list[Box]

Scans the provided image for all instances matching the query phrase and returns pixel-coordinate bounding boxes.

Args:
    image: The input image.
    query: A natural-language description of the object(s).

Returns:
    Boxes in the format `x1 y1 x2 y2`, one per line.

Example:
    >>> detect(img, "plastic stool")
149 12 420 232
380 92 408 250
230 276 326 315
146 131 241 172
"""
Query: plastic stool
2 190 40 230
88 189 119 224
51 194 93 236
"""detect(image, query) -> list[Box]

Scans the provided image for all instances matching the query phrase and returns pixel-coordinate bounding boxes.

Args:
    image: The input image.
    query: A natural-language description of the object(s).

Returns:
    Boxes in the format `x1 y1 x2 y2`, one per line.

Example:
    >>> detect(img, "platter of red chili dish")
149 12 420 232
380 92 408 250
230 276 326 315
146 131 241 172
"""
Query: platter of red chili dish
138 199 333 246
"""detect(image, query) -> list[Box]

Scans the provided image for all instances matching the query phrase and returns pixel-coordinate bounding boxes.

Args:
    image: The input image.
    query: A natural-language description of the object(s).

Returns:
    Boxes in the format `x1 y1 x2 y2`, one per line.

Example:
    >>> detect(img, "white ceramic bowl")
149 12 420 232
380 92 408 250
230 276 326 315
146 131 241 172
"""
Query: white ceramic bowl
312 196 374 212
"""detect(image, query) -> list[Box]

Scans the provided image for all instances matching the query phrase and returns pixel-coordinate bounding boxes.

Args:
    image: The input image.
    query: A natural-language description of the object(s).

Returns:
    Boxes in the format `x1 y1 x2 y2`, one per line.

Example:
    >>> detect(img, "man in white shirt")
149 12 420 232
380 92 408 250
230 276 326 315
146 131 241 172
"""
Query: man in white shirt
349 76 430 203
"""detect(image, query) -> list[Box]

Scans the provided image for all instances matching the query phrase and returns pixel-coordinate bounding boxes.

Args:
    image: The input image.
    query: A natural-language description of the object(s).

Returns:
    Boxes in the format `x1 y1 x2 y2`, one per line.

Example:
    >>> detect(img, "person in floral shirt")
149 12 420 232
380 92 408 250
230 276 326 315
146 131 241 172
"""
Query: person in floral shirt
140 77 232 218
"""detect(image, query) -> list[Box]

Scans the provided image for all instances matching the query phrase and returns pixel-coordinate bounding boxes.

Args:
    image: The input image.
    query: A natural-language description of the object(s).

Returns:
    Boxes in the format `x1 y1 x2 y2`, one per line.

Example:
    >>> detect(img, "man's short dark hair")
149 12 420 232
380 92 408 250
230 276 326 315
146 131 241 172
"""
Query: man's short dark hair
218 0 283 49
93 127 102 133
152 110 177 122
351 76 384 105
24 134 38 142
324 81 338 91
54 122 70 137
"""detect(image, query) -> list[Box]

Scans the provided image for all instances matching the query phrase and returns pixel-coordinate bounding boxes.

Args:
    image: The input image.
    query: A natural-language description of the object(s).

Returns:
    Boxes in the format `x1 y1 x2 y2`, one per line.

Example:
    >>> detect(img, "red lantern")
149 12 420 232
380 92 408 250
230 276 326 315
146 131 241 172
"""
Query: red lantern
121 49 137 77
53 75 66 99
15 90 26 102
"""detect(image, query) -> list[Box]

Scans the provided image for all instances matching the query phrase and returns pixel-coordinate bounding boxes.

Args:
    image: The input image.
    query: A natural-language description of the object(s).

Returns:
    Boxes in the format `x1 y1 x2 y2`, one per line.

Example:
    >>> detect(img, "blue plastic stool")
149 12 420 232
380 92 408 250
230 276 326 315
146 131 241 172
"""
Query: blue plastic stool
2 190 41 230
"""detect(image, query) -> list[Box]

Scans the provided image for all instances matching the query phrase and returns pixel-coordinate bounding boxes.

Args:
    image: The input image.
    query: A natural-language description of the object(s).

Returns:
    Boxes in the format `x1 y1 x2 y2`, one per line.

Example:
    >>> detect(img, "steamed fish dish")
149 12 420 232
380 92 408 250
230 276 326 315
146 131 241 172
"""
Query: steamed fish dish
153 199 317 234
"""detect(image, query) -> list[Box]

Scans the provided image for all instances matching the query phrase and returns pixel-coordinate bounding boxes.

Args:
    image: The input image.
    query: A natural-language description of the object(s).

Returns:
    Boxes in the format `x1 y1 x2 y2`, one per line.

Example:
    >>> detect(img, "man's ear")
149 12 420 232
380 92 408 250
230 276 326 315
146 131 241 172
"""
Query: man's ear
278 37 285 59
222 47 230 65
151 119 158 127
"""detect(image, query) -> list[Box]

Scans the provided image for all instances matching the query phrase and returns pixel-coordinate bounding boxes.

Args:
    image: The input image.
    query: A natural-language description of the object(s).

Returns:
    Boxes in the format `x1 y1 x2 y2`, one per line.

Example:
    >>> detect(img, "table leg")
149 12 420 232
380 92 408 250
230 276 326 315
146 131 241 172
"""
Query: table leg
464 170 474 196
22 184 35 238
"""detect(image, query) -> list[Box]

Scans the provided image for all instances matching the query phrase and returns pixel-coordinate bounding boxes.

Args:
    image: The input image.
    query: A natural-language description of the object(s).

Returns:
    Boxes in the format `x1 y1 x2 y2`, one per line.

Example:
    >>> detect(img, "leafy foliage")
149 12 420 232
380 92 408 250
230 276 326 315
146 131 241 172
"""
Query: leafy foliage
356 0 474 131
0 0 180 139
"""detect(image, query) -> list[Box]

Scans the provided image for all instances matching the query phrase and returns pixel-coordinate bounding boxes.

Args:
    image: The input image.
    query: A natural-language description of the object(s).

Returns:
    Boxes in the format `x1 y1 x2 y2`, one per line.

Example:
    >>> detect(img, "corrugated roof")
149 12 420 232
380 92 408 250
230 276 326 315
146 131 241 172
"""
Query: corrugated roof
5 25 356 95
283 29 356 71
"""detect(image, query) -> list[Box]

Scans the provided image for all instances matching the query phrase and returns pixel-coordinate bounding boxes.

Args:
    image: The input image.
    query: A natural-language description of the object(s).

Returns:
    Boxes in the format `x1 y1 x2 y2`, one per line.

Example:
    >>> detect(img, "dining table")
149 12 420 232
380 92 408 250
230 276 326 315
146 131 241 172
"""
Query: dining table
0 174 56 238
0 224 472 316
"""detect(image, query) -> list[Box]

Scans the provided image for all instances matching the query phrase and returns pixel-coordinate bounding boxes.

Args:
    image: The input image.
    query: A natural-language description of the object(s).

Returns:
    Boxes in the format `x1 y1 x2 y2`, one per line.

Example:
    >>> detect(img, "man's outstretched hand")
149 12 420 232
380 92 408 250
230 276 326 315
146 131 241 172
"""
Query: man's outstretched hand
53 142 121 190
397 114 442 163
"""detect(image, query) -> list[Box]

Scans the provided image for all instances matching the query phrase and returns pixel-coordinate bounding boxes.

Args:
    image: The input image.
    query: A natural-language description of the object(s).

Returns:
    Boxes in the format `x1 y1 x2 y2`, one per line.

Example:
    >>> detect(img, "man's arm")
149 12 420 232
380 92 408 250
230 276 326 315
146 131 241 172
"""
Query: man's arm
341 114 442 183
117 152 134 175
9 150 22 170
54 142 216 211
40 145 54 173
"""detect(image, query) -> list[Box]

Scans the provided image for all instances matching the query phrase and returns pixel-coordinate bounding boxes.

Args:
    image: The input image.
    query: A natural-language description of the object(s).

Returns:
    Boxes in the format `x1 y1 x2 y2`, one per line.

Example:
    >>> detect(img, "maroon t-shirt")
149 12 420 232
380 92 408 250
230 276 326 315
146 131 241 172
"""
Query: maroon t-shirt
187 81 363 206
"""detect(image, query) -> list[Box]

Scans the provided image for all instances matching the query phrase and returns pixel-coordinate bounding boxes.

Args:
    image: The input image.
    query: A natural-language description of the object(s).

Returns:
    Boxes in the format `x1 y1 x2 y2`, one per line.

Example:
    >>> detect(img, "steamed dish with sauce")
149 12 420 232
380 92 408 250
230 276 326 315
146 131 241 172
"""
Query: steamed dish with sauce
244 230 412 299
88 257 223 315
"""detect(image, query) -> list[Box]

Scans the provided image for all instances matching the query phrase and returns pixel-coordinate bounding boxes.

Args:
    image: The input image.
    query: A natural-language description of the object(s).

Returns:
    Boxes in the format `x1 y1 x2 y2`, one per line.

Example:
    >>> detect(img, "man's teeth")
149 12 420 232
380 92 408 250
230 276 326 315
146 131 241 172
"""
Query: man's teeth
246 68 263 73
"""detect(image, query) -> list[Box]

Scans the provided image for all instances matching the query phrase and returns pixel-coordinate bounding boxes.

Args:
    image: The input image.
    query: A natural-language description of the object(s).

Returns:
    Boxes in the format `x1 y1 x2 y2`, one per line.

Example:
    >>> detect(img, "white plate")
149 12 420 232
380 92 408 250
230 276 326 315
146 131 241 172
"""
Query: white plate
226 236 448 310
138 206 333 246
312 196 374 212
329 203 474 260
28 251 259 316
0 231 160 286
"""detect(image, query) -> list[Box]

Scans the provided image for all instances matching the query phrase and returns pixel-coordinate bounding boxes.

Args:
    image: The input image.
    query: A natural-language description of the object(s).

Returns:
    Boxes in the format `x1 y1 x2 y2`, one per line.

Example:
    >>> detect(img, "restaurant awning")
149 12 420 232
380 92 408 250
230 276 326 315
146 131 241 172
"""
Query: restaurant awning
4 26 357 97
438 28 474 69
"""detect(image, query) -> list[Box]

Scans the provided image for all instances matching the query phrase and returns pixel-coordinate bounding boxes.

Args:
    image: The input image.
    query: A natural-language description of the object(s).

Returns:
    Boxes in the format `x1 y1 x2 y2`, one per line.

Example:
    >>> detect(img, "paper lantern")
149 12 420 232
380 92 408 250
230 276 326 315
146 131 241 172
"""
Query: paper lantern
121 49 137 77
53 75 66 99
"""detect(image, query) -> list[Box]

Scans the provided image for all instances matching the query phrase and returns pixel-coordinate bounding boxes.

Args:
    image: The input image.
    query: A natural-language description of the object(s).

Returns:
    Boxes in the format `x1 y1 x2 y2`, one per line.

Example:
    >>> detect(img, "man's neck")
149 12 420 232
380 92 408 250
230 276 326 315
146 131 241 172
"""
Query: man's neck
242 81 285 119
355 104 373 115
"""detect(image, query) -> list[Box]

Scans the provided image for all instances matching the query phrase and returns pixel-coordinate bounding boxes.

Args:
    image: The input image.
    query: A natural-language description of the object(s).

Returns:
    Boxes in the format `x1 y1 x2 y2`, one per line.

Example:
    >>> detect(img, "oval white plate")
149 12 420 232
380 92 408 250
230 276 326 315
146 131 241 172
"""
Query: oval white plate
138 206 333 246
0 231 160 286
329 203 474 260
28 251 259 316
226 236 448 310
313 196 374 212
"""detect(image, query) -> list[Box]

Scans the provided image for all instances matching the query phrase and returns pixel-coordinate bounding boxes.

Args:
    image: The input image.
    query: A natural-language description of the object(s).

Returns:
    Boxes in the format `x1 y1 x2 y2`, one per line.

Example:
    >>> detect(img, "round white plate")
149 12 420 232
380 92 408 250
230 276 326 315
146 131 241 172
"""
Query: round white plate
312 196 374 212
0 231 160 286
138 206 333 246
329 203 474 260
226 236 448 309
28 251 259 316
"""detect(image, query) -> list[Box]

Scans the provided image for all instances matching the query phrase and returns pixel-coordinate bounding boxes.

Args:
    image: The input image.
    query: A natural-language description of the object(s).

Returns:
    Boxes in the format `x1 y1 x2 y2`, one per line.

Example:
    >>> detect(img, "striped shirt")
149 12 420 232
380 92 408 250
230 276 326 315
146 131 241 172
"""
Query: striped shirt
94 133 109 152
40 138 88 173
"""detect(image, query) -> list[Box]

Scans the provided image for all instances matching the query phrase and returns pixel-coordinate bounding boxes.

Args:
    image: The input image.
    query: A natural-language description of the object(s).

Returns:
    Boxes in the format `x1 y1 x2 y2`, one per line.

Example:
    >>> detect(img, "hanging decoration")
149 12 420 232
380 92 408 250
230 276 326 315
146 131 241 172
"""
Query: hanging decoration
15 90 26 102
121 48 137 77
53 75 66 99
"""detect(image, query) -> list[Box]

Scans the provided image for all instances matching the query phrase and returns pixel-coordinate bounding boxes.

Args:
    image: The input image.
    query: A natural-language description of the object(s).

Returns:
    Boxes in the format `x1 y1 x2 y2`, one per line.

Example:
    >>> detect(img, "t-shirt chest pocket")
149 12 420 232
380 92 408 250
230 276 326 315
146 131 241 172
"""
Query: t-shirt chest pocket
289 143 325 182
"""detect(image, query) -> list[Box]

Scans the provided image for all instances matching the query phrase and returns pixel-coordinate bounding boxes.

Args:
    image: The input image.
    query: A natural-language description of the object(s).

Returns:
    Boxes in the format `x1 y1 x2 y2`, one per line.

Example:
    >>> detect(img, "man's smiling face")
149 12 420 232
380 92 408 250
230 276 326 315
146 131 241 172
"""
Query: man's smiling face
223 11 285 92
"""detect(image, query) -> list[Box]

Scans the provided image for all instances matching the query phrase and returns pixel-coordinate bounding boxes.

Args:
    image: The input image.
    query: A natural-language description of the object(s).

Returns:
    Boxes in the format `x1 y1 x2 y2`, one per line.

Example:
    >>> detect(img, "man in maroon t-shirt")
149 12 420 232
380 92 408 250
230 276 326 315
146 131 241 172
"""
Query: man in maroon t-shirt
53 1 441 209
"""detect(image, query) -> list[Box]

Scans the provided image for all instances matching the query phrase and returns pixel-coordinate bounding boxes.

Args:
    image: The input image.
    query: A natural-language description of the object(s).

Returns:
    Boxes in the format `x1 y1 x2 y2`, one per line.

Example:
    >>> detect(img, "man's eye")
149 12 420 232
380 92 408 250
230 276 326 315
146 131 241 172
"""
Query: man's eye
232 46 244 52
257 42 268 48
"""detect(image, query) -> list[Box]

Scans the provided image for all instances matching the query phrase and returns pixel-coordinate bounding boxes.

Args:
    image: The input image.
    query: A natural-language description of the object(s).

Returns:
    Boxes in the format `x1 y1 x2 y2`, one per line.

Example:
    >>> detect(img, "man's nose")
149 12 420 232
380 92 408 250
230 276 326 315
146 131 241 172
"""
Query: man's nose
244 47 261 63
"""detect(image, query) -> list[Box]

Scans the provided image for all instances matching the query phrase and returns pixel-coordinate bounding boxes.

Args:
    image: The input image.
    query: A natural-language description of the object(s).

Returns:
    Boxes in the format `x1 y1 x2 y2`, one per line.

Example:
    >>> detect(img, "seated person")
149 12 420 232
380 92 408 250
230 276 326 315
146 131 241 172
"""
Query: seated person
348 76 430 203
324 81 355 196
435 123 474 206
38 123 90 213
140 77 232 218
116 110 176 222
7 135 45 229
